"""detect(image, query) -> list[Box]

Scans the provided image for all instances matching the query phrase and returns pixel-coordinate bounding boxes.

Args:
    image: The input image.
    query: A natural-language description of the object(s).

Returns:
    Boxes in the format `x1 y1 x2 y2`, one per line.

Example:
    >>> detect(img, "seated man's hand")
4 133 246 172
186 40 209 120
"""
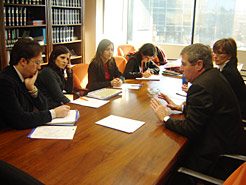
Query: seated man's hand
182 84 189 93
24 71 38 91
150 98 168 122
158 93 182 111
54 105 70 118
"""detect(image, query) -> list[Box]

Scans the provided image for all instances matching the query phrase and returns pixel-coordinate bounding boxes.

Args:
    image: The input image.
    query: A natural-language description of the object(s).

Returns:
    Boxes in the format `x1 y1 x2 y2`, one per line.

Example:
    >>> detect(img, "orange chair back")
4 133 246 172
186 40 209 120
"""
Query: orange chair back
72 63 89 90
114 56 127 74
223 162 246 185
117 44 136 56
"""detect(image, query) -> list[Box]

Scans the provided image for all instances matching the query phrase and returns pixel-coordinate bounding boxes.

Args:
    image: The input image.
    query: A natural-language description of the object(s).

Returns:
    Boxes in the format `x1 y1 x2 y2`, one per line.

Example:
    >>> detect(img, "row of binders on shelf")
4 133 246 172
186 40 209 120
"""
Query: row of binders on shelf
51 0 81 7
4 7 27 26
5 28 46 47
52 26 75 43
4 0 43 5
52 9 80 25
5 29 19 48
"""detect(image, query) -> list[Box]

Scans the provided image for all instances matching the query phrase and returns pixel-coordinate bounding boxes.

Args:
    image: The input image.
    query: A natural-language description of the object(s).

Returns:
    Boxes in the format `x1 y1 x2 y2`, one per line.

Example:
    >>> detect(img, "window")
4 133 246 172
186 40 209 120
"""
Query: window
128 0 194 44
194 0 246 49
127 0 246 49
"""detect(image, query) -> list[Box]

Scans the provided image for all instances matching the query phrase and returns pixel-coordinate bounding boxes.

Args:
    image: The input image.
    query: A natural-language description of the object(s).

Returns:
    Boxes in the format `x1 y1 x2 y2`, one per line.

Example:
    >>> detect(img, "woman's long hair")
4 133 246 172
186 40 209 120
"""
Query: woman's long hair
47 46 71 79
136 43 157 59
92 39 114 65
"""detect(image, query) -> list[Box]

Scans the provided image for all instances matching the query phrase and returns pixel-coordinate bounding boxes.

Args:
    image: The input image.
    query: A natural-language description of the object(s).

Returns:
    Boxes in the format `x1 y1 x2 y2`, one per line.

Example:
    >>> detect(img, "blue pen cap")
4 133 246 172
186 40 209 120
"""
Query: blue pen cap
182 75 188 85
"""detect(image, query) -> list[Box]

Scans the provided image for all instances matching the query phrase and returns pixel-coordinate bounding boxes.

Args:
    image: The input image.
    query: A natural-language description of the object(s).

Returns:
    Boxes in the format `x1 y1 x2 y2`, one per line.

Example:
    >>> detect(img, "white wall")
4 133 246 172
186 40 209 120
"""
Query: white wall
84 0 97 63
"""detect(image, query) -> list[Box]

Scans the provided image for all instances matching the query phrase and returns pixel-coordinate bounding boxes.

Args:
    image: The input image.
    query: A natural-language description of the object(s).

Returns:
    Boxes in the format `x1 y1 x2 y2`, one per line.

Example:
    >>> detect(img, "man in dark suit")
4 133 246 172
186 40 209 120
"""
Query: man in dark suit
0 38 70 130
150 43 246 183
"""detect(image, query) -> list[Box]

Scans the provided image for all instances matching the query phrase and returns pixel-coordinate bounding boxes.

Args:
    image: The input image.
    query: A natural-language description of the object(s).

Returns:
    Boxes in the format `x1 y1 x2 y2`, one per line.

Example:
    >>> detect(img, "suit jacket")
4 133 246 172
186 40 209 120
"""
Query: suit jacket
0 66 52 130
123 53 160 79
221 59 246 119
86 58 125 91
165 68 246 173
37 66 73 109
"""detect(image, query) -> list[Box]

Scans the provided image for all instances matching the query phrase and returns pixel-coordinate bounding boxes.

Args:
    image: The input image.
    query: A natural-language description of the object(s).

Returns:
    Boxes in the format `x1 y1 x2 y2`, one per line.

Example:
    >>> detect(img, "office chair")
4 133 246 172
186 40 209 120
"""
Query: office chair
177 154 246 185
240 69 246 82
0 160 44 185
72 63 89 96
114 56 127 74
117 44 136 57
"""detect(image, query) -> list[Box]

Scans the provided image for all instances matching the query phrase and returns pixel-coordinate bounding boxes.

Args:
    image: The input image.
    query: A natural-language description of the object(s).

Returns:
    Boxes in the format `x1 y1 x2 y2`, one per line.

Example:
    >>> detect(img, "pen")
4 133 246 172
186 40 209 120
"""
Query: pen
176 93 186 97
80 97 88 101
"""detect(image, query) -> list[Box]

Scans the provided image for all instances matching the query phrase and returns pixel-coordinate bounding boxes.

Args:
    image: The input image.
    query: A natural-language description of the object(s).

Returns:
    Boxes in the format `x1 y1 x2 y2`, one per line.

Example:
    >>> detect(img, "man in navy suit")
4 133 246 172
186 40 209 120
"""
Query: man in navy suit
0 38 70 129
151 43 246 184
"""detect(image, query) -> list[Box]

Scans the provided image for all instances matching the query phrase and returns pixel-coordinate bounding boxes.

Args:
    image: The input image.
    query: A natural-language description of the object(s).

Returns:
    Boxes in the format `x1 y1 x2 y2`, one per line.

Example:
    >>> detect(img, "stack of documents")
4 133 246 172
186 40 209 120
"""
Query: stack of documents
28 110 79 140
28 126 77 140
87 88 122 100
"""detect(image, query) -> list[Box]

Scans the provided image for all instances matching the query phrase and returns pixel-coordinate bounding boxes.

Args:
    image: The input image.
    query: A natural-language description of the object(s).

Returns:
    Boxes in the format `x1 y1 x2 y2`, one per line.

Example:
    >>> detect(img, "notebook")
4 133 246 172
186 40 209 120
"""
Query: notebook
46 110 79 126
87 88 122 100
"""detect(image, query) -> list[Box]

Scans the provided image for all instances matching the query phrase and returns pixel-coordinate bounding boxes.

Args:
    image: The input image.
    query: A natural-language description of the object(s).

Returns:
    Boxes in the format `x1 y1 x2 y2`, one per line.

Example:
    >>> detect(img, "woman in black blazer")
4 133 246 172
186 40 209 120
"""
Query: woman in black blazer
213 38 246 119
86 39 124 91
37 46 73 109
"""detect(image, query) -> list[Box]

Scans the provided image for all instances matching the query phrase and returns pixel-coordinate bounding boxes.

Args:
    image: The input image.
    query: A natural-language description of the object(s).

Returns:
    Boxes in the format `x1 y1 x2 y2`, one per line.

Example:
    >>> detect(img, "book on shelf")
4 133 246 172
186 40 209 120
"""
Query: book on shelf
52 26 74 43
5 6 27 26
4 7 6 26
52 8 80 25
52 0 81 7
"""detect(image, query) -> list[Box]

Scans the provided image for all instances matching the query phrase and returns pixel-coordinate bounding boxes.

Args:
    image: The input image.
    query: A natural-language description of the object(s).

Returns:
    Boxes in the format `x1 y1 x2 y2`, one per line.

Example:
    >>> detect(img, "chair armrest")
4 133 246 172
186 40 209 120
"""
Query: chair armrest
219 154 246 162
177 167 224 185
73 87 88 92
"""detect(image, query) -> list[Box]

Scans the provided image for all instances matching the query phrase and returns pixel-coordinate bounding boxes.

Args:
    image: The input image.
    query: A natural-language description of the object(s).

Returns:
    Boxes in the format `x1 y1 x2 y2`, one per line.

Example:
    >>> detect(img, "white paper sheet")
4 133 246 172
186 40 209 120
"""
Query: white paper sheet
28 126 77 140
113 83 141 89
136 75 160 81
70 97 109 108
95 115 145 133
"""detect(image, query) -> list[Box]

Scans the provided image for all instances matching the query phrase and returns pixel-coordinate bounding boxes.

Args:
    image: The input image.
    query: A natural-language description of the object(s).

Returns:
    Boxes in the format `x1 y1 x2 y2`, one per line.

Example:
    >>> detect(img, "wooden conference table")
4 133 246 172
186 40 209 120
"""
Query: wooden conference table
0 72 187 185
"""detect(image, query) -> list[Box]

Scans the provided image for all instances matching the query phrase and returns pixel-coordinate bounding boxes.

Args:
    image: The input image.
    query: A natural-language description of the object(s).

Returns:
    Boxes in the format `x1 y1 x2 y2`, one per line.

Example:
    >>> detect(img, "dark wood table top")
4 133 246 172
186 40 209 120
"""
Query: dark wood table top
0 73 187 185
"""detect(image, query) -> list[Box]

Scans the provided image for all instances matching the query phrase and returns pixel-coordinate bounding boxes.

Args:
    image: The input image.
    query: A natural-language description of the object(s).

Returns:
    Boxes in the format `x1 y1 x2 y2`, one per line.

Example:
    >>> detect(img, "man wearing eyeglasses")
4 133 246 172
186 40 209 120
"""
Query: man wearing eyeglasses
0 38 70 130
151 43 246 184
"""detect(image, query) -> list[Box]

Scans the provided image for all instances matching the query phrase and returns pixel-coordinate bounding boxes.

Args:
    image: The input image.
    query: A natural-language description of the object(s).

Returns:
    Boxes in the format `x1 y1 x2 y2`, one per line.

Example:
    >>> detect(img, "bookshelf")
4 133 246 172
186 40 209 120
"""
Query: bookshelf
0 0 84 71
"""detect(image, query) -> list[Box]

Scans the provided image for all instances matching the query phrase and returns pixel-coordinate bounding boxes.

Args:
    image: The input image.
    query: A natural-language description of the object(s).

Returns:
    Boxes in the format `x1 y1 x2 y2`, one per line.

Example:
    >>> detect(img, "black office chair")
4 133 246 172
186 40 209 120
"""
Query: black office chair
0 160 44 185
177 154 246 185
241 69 246 82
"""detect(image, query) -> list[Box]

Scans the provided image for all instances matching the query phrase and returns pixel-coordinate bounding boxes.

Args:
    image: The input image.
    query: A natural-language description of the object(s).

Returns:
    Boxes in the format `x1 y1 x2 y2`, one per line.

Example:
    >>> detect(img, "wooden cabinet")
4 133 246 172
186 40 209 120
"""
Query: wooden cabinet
0 0 84 71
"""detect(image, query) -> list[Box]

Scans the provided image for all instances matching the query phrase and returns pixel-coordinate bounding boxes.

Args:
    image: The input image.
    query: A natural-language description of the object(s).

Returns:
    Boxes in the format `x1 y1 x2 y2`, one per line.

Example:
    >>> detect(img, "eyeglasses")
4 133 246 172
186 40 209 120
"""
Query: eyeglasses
28 59 43 65
213 52 227 56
